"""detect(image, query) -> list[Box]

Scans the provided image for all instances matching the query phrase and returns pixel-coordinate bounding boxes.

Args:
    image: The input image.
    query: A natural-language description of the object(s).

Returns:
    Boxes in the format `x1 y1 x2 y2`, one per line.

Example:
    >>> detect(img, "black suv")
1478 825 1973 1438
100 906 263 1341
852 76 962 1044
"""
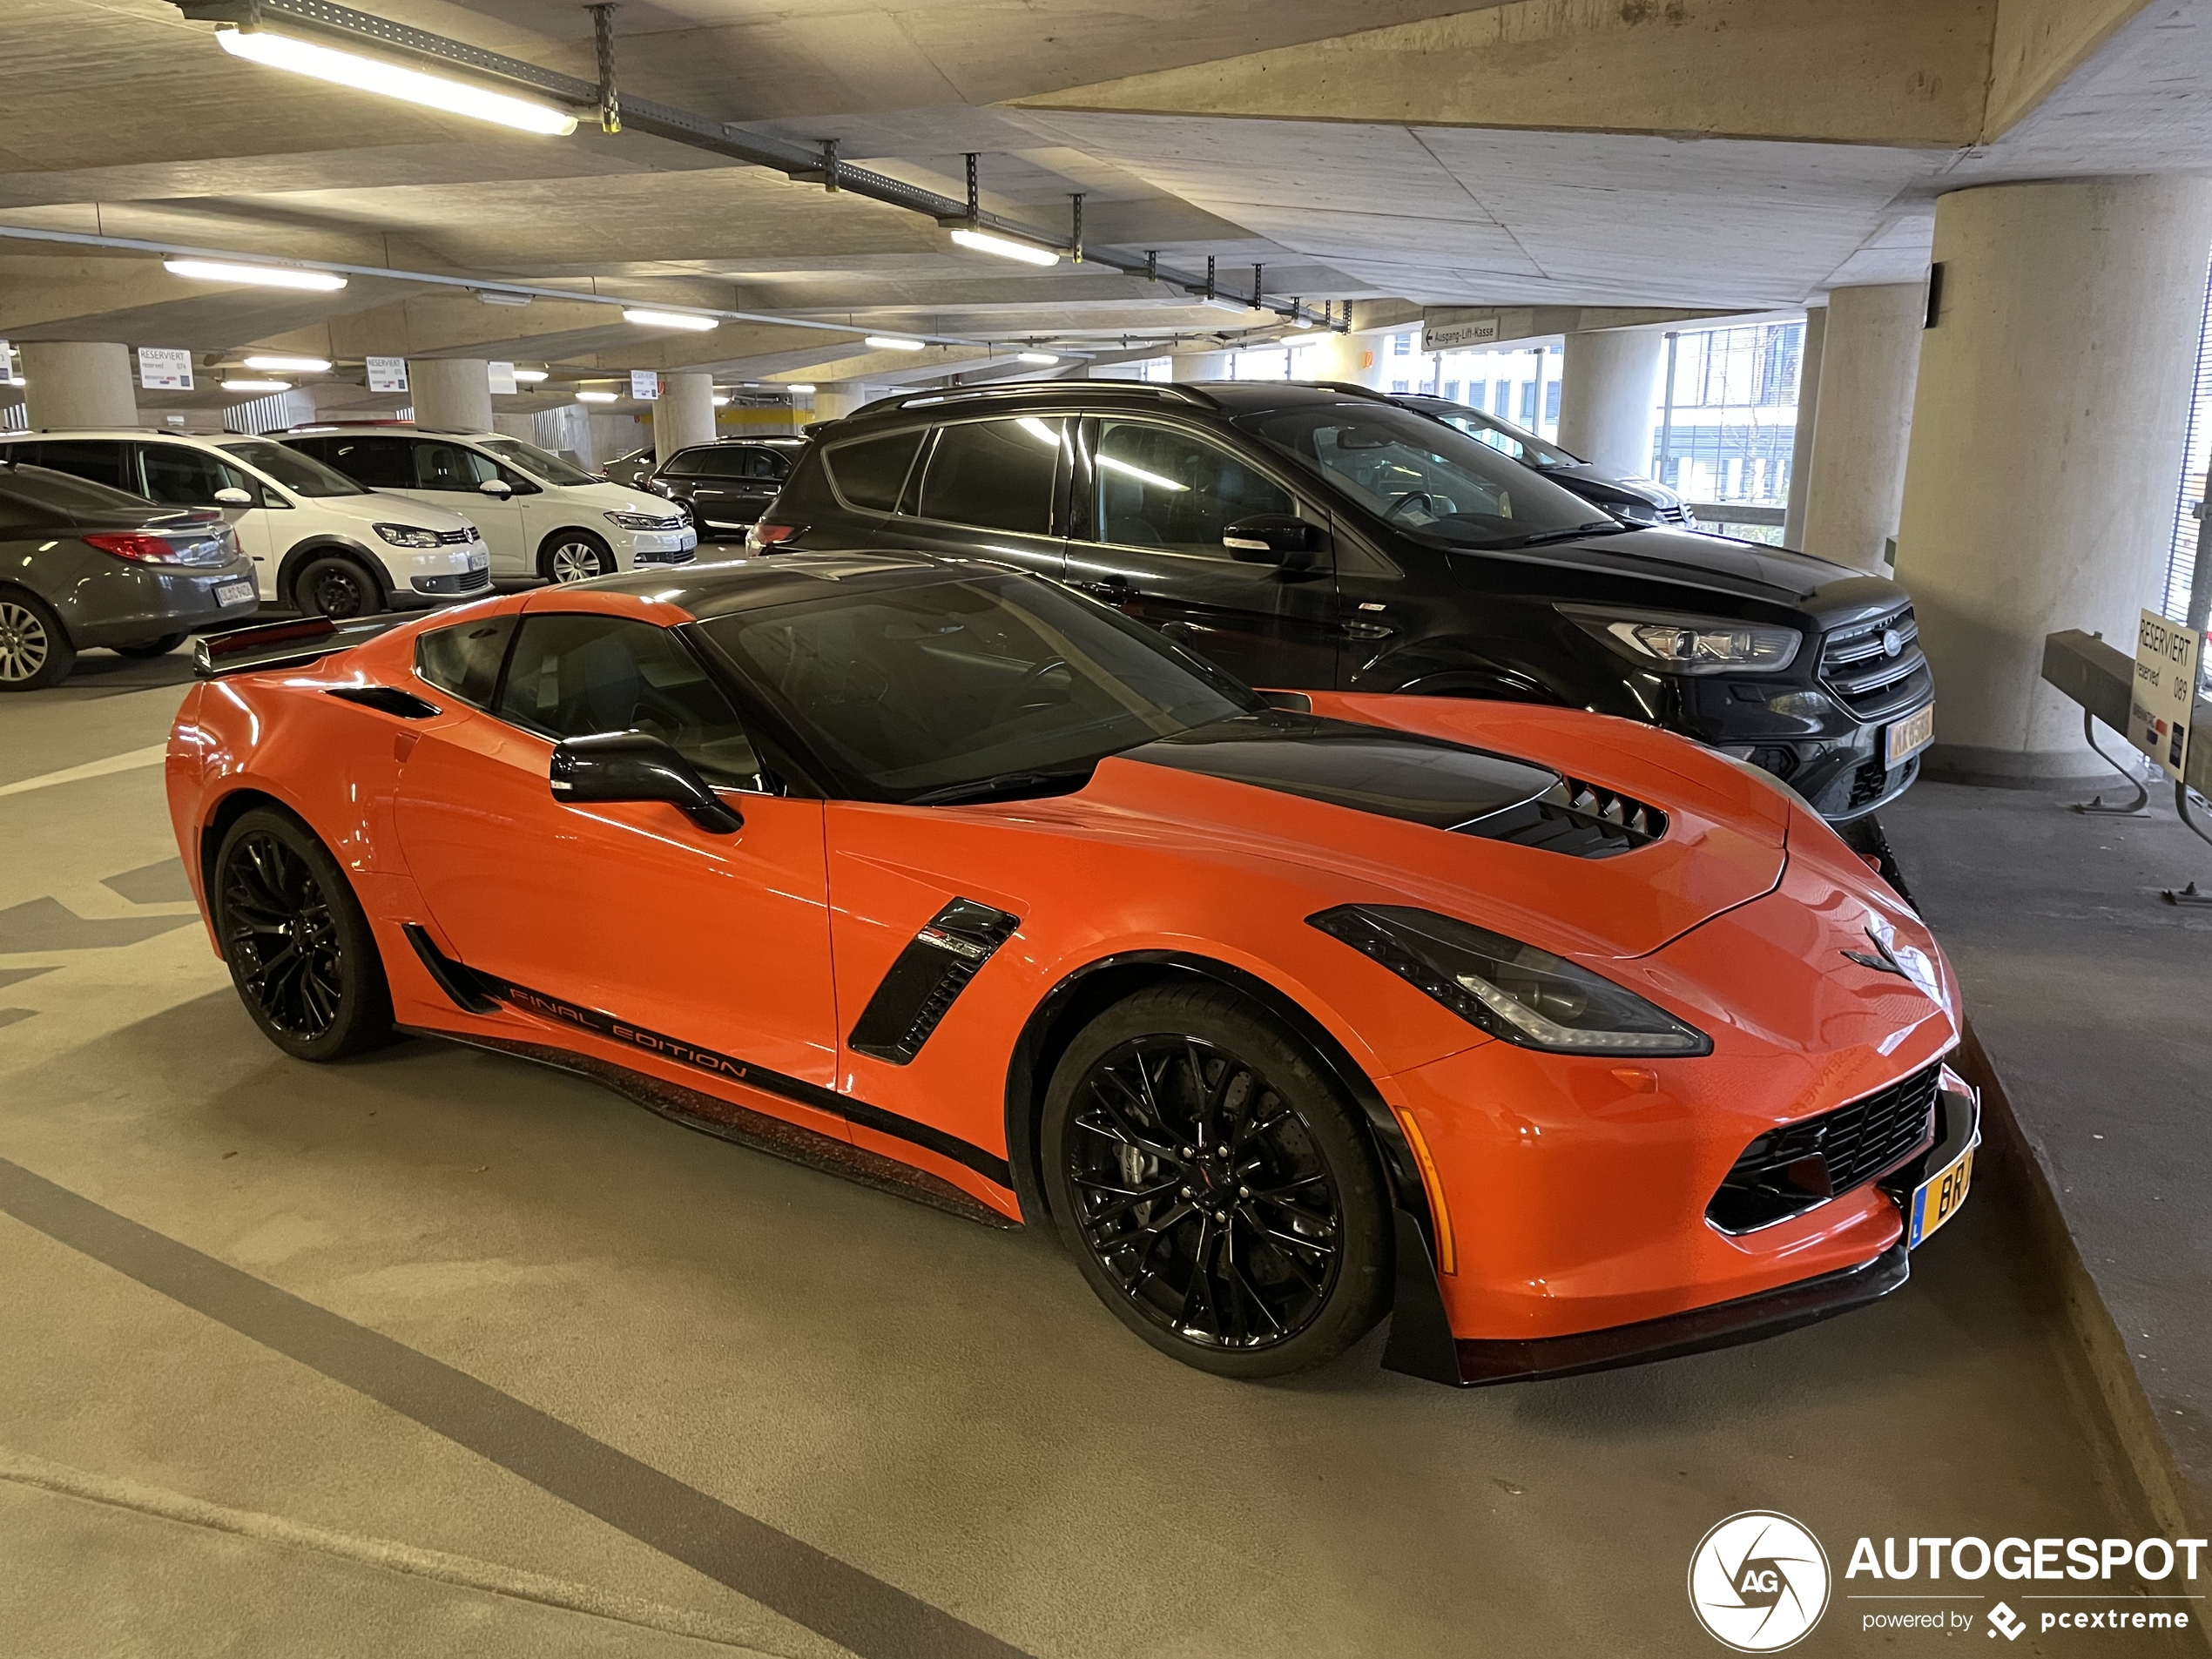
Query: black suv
644 437 807 537
754 381 1932 823
1391 392 1696 529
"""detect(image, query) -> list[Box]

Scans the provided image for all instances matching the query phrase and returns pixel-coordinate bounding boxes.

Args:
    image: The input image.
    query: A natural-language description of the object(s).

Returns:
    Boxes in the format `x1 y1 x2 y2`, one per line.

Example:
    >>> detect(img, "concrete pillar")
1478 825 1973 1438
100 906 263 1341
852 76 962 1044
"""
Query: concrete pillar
1801 284 1925 572
1895 177 2212 784
409 358 493 432
807 389 863 422
653 372 716 460
1783 306 1826 548
21 341 138 428
1557 329 1663 479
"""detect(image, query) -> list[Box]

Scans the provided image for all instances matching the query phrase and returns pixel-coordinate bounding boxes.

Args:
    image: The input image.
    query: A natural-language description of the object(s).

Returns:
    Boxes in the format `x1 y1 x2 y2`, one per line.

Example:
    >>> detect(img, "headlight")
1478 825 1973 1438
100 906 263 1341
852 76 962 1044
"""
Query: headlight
373 523 440 548
1559 604 1801 675
1309 905 1711 1055
1609 501 1665 525
604 510 675 530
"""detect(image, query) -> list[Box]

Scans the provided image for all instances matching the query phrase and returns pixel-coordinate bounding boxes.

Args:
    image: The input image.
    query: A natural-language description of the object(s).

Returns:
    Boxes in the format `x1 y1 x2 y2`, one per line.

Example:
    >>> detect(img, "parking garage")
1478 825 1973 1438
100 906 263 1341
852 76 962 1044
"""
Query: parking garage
3 2 2210 1654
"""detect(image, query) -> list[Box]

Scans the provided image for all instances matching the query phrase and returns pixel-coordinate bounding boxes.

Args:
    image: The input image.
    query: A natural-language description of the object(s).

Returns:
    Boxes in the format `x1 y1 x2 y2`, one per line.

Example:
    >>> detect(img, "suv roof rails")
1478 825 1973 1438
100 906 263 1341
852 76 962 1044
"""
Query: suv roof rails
1300 381 1395 401
844 381 1223 422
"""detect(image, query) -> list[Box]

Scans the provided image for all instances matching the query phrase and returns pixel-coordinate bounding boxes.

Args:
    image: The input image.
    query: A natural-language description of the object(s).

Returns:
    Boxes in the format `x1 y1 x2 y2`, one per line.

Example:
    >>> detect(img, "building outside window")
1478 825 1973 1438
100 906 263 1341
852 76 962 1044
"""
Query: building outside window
1519 381 1537 423
1650 319 1805 543
1545 381 1562 423
1391 379 1410 393
1392 333 1413 356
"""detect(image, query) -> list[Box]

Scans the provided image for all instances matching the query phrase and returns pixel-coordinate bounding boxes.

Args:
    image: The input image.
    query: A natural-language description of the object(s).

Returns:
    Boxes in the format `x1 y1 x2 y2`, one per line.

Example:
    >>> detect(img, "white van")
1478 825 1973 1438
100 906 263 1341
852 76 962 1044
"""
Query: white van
0 430 489 619
282 427 698 582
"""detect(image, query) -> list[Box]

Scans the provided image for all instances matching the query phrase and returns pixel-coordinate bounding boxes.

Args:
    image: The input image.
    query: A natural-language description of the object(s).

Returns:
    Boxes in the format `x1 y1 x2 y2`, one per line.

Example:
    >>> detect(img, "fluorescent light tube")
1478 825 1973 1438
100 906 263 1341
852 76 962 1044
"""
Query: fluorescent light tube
165 259 347 293
712 395 729 406
786 383 817 395
511 368 549 382
221 379 291 392
1016 352 1060 365
575 390 618 402
865 335 925 351
241 354 330 372
217 27 578 136
1200 296 1254 315
623 308 718 332
949 227 1060 267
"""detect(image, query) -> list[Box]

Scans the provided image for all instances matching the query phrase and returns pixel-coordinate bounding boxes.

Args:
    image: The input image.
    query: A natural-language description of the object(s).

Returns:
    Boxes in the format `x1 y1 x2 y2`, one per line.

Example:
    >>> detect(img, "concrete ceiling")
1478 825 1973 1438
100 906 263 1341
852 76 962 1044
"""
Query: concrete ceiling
3 0 2207 401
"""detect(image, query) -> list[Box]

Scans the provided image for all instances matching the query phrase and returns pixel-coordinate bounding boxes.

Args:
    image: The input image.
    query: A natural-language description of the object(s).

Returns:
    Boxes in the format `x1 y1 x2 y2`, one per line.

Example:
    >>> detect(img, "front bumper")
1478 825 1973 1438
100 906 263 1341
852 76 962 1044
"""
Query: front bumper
614 527 699 569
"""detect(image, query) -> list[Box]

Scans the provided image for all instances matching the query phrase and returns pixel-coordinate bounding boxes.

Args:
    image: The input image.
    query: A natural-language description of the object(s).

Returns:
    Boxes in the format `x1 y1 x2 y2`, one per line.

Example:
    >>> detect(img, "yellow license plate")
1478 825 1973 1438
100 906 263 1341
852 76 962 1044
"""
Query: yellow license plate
1908 1145 1973 1248
1886 703 1935 766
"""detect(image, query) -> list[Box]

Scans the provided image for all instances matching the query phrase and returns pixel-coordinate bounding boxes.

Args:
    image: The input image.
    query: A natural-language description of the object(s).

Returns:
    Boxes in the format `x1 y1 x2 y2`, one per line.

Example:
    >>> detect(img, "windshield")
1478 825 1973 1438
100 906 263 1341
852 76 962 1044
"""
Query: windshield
219 439 368 497
698 573 1261 801
480 436 599 487
1421 403 1583 469
1238 402 1615 550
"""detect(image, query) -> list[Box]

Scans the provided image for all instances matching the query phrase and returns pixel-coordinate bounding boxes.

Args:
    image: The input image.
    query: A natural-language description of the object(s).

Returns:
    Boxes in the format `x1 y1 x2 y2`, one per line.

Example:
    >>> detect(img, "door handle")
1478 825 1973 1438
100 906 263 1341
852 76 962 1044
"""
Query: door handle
1076 574 1134 600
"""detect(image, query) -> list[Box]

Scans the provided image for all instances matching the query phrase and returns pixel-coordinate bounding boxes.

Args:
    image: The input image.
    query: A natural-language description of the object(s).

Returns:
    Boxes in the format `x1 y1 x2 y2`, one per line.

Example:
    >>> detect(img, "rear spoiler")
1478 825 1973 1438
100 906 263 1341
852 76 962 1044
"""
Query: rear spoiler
192 615 406 678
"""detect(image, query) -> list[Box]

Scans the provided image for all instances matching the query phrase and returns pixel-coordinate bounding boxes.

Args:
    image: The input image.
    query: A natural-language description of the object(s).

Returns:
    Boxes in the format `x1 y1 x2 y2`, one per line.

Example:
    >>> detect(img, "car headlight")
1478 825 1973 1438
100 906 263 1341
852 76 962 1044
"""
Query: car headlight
1558 604 1801 675
1309 904 1711 1055
604 510 673 530
1608 501 1665 526
373 523 440 548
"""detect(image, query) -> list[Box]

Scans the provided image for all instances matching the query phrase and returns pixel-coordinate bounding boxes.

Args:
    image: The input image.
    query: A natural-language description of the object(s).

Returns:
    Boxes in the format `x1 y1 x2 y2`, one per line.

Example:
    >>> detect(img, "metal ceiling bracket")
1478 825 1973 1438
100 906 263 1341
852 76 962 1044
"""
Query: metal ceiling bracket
585 3 620 133
1070 193 1085 264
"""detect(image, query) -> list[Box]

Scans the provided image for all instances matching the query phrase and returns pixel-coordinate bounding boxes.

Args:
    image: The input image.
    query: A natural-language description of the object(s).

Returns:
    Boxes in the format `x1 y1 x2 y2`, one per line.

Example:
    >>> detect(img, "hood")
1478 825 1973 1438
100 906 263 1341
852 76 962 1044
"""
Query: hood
1456 524 1866 607
1542 466 1682 513
315 490 474 532
559 480 687 517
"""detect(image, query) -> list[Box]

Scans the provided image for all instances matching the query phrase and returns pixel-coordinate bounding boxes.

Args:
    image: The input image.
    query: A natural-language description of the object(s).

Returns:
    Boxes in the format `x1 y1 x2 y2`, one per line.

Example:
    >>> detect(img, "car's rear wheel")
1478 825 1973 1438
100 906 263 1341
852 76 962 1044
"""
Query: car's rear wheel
213 807 393 1061
293 555 383 620
0 592 76 691
540 531 613 583
1042 982 1391 1379
114 632 189 658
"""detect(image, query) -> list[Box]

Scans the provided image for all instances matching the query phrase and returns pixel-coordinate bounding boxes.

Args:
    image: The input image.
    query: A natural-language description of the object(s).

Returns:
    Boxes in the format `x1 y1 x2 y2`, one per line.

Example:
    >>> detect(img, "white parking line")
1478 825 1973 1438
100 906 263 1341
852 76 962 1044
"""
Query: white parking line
0 745 169 799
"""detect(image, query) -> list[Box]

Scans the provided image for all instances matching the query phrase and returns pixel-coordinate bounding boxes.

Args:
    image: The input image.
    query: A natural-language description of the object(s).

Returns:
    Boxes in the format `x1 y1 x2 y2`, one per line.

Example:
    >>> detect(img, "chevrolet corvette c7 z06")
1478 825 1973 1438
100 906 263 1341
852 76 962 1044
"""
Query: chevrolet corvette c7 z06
165 552 1979 1384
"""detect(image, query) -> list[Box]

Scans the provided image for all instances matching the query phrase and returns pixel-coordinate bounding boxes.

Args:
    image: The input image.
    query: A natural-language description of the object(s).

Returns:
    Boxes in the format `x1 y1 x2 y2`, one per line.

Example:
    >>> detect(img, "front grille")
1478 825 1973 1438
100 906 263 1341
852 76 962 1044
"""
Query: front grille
630 514 688 532
1708 1061 1942 1233
1659 504 1693 524
1463 775 1667 860
412 567 492 595
431 527 480 546
1820 604 1932 724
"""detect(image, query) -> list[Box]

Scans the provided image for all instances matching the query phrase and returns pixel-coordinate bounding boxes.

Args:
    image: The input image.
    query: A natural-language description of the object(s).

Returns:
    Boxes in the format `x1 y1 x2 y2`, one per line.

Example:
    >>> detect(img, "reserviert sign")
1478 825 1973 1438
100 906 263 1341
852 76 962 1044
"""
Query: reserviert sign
2130 607 2203 780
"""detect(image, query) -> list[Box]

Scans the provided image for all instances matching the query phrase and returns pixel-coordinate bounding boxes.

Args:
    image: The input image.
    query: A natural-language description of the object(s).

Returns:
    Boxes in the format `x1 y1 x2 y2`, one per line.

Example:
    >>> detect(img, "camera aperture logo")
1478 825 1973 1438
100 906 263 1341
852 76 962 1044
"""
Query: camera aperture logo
1689 1512 1832 1651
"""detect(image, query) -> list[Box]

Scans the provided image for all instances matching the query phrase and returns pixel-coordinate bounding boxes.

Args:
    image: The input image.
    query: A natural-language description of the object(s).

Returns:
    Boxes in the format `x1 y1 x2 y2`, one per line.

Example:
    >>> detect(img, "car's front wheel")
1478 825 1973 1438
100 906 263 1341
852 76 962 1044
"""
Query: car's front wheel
540 531 614 583
213 806 393 1061
1042 982 1391 1379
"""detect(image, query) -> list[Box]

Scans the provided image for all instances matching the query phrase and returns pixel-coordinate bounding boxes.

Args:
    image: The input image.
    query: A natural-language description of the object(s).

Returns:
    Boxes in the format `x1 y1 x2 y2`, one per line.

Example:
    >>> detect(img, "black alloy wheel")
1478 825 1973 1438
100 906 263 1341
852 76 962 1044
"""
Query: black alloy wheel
214 808 393 1061
294 556 382 621
1042 982 1390 1378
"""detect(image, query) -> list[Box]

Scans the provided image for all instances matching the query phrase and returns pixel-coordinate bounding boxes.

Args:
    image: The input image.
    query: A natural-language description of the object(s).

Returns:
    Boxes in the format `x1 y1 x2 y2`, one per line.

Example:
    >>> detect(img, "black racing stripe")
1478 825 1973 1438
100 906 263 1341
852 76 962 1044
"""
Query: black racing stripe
408 937 1014 1190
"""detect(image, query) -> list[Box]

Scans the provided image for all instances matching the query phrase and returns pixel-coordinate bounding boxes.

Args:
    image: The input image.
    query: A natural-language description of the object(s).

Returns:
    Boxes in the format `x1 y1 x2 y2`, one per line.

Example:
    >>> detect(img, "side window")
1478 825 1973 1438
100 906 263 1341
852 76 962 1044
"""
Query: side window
18 440 133 494
823 429 923 513
1091 421 1294 559
915 417 1063 536
692 448 752 479
495 614 762 787
410 440 497 491
320 435 412 489
749 448 790 481
415 613 516 708
139 443 254 507
662 448 711 477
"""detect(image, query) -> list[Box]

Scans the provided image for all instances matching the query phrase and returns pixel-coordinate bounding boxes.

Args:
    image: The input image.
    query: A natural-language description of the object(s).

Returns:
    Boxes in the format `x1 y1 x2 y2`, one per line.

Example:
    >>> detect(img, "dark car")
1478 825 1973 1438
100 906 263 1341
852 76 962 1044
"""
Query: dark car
1389 391 1696 528
644 438 808 537
751 381 1933 824
0 461 258 691
604 446 656 489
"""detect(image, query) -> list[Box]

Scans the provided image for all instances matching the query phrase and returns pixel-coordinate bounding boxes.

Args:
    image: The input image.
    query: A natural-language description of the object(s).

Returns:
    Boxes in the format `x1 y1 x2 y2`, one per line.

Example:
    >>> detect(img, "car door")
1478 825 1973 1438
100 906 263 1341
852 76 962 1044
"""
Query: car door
134 440 275 570
879 415 1069 583
392 604 842 1109
403 436 530 573
1062 417 1342 690
684 446 779 535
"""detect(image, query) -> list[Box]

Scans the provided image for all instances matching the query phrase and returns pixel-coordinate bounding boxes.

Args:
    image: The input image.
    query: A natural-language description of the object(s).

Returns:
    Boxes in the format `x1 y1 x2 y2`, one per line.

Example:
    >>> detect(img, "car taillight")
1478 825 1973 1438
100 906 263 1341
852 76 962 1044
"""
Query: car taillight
83 531 197 563
750 522 797 548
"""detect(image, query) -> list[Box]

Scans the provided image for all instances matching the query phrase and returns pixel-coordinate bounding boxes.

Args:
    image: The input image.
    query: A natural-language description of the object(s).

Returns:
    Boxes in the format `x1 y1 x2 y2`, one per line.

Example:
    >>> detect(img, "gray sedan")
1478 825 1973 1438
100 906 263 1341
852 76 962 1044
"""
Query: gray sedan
0 462 260 691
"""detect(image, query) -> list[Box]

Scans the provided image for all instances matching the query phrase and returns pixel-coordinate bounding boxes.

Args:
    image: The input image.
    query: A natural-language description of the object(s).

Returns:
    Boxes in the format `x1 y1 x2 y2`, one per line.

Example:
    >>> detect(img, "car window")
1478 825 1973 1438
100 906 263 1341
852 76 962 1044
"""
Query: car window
1433 408 1581 470
823 429 924 513
479 436 597 487
217 439 369 497
139 442 254 507
410 440 500 492
1090 421 1293 559
662 448 711 477
698 571 1259 800
495 613 761 787
415 613 516 708
916 417 1063 536
745 448 790 480
0 462 153 518
303 434 413 489
695 448 755 480
16 440 132 493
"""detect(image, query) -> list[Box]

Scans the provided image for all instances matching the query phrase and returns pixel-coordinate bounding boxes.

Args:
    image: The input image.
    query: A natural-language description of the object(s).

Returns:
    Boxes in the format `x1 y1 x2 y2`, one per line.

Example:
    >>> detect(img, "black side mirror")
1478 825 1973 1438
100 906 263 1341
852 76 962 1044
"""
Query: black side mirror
550 731 742 833
1222 514 1323 569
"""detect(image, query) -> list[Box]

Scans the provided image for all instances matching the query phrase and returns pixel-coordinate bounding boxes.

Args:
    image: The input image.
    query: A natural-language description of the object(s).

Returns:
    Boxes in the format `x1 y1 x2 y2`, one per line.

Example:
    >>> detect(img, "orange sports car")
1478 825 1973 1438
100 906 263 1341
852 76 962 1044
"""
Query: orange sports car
166 553 1979 1385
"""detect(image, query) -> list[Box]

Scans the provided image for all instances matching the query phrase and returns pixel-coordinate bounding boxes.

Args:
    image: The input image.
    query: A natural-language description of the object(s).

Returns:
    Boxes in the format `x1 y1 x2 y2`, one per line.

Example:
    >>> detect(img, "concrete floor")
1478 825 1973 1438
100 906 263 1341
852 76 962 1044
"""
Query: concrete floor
0 658 2193 1657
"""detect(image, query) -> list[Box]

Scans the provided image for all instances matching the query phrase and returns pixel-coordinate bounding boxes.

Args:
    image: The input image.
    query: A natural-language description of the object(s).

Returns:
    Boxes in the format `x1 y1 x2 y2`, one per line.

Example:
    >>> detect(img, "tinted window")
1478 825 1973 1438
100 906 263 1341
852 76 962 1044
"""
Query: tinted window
19 440 132 492
1430 406 1580 470
415 613 516 708
410 440 499 491
1090 421 1292 559
698 572 1258 801
824 429 923 514
496 613 760 787
301 434 413 489
218 439 368 497
916 417 1063 536
0 462 154 520
479 436 597 487
139 443 254 507
662 448 713 477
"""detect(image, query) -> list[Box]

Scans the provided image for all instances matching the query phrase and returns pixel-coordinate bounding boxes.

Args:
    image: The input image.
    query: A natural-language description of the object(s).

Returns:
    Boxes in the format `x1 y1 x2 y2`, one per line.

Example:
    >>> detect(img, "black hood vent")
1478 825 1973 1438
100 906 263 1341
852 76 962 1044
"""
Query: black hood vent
1460 776 1666 860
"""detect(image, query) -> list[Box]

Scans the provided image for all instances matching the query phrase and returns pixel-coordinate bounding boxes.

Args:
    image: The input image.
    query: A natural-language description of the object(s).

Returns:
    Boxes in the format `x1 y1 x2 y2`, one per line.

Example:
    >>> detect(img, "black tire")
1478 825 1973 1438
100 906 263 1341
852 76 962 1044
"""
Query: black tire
0 590 76 691
539 530 615 583
1042 982 1391 1379
293 555 385 621
213 807 393 1062
114 632 189 658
